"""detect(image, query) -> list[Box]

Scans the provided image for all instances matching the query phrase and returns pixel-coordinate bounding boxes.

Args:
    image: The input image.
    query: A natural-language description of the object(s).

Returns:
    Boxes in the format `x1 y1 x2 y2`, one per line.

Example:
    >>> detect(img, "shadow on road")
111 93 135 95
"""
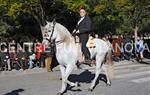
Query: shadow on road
56 70 108 94
4 89 24 95
69 70 94 83
69 70 107 88
141 61 150 64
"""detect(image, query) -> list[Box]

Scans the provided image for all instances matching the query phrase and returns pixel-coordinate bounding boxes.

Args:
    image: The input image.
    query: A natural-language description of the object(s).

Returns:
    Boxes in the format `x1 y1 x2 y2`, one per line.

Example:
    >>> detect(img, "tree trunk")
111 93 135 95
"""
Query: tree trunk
31 13 46 39
40 26 45 38
133 25 139 57
134 25 139 43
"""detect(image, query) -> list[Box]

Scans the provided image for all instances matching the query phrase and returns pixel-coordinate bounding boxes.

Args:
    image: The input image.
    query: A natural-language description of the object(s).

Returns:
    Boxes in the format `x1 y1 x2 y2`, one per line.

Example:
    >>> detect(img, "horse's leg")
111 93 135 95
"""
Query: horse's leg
63 64 78 87
89 54 105 91
59 65 67 94
104 50 113 86
103 64 111 86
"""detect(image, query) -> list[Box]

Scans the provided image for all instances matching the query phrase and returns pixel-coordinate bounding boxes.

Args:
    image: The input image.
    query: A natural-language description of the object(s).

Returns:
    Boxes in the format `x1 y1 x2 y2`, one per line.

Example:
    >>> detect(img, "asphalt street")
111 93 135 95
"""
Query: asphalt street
0 60 150 95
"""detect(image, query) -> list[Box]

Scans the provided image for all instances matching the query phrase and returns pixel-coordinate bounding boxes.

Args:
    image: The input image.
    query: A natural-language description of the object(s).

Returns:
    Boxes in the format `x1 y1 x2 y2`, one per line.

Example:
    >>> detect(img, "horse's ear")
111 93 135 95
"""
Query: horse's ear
46 21 49 25
52 18 56 25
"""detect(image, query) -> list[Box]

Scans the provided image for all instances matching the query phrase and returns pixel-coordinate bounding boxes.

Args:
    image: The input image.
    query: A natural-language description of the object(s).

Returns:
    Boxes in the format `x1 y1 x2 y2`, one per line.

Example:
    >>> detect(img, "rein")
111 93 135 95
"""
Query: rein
49 20 56 43
48 20 64 47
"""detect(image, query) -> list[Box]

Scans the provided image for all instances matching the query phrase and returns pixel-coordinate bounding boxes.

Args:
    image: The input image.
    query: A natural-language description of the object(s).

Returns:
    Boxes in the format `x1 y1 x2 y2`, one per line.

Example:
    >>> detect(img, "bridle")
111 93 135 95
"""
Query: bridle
48 19 64 46
49 19 56 44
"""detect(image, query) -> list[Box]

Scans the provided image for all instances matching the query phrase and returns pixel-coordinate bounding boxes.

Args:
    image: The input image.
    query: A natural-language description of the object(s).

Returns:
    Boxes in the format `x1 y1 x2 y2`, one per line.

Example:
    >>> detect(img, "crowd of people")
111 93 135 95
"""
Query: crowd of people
0 39 52 71
0 5 146 72
0 34 145 72
104 35 145 62
0 34 144 71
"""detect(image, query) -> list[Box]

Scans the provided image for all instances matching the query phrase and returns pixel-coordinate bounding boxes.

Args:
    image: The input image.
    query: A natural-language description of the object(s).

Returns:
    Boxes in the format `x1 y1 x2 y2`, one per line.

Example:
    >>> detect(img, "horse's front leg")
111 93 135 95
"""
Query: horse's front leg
63 64 79 87
58 65 67 95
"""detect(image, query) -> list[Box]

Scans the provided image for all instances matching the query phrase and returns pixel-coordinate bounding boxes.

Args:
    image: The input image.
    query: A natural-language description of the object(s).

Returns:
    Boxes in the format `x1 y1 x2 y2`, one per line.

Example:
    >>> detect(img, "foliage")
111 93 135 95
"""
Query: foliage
0 0 150 39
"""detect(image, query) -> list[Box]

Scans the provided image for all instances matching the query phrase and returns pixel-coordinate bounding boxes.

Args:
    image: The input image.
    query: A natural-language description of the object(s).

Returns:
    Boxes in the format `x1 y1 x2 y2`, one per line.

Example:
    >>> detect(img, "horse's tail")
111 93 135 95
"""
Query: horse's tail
105 49 114 80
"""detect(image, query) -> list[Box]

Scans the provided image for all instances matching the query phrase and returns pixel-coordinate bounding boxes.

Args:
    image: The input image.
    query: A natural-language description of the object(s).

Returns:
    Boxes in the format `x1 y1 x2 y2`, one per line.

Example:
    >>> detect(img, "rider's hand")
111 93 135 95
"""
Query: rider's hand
72 29 76 33
76 30 79 34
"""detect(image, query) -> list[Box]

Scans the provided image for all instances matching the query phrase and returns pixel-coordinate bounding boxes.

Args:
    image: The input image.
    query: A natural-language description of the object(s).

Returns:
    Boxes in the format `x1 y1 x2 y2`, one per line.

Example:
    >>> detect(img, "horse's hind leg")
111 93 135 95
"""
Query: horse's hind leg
89 55 104 91
104 50 113 86
103 64 111 86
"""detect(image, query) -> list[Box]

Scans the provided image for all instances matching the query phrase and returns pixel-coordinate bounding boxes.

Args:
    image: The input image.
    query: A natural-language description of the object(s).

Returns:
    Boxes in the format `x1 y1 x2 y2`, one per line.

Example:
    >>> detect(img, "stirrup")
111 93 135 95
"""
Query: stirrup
83 59 92 67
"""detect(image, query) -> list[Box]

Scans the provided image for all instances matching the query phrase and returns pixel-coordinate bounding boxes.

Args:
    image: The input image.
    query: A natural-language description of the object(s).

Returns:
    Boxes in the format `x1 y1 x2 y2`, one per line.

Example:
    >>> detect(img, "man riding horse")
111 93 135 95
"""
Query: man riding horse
42 5 113 94
73 6 92 65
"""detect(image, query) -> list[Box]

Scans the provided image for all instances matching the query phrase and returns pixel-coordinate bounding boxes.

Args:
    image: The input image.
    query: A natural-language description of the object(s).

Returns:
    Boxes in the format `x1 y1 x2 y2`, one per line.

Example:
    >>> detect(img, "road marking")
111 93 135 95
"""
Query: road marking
131 77 150 83
87 64 150 75
114 64 147 70
114 66 150 74
114 62 132 66
115 70 150 79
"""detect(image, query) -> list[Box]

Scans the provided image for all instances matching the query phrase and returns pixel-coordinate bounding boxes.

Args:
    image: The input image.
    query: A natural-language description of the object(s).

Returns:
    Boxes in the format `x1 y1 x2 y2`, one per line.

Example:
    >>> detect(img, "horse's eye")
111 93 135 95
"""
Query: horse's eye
48 30 51 32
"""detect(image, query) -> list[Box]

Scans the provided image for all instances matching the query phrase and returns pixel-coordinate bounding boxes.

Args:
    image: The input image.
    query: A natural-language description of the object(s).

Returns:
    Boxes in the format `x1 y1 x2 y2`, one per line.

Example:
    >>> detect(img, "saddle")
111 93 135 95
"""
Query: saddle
86 36 96 48
75 35 96 63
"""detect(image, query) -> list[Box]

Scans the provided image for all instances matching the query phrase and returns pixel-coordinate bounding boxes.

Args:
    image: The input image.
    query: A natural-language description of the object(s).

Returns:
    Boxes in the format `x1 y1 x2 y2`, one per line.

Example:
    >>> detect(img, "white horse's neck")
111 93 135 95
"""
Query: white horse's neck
54 23 78 61
55 23 75 46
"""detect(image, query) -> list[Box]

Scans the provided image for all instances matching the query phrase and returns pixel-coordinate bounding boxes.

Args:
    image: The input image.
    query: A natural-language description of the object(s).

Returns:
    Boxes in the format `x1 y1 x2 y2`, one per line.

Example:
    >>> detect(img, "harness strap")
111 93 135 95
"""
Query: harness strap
55 40 64 45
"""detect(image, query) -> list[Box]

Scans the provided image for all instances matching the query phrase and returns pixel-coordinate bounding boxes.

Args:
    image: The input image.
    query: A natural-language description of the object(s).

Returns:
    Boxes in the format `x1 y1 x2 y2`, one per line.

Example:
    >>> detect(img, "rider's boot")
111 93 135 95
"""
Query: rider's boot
84 58 92 67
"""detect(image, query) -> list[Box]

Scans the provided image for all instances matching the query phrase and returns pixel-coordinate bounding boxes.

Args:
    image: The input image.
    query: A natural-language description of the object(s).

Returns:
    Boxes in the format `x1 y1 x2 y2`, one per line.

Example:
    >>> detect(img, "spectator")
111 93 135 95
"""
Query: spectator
28 54 36 69
1 46 11 71
95 34 99 39
35 40 45 68
112 35 121 61
124 36 133 61
103 34 112 49
119 35 124 60
16 46 28 70
135 36 144 62
0 51 3 71
28 47 36 69
9 46 18 70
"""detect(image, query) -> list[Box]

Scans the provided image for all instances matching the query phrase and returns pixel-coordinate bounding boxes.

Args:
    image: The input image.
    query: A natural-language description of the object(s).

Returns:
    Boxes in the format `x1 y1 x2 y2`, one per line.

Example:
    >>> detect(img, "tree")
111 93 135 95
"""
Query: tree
0 0 79 40
92 0 123 35
63 0 150 36
0 0 43 39
0 0 149 39
63 0 89 12
63 0 124 35
115 0 150 38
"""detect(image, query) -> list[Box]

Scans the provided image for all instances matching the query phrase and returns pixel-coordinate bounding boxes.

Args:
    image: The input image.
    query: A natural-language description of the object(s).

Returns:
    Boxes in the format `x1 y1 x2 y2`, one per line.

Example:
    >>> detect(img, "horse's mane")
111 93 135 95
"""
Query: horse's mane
55 23 74 45
55 23 73 37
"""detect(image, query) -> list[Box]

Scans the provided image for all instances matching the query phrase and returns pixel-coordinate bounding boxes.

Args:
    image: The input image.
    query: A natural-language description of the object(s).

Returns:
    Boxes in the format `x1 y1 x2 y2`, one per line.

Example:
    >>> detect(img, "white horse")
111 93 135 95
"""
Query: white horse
43 21 113 95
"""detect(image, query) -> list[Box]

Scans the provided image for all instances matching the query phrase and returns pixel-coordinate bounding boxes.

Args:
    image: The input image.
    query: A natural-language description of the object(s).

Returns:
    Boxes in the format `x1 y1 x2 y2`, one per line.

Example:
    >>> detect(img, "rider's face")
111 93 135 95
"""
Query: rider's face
80 9 86 17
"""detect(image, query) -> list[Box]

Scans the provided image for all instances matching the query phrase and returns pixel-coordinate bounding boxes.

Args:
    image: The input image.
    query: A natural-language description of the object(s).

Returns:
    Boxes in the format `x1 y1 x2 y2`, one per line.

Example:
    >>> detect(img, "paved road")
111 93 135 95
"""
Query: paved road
0 60 150 95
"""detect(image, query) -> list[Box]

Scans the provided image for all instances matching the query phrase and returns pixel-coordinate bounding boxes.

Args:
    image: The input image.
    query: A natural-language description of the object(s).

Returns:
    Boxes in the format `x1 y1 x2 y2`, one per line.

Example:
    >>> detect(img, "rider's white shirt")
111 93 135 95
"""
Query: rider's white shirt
77 16 85 25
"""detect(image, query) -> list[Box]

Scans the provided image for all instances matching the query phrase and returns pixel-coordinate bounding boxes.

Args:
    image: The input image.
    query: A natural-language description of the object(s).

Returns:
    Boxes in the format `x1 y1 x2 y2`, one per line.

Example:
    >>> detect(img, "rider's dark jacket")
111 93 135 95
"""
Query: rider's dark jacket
76 16 91 34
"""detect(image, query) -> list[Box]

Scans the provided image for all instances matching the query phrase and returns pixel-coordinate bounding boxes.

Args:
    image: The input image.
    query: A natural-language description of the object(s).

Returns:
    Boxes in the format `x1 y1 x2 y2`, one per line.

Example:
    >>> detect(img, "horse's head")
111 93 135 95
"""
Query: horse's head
43 20 73 46
44 20 57 42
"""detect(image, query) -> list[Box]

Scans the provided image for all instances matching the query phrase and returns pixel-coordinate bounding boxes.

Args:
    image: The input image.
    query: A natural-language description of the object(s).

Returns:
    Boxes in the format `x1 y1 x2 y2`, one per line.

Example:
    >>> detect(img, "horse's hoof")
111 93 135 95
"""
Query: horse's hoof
106 82 111 86
106 81 111 86
106 83 111 86
75 82 81 87
88 88 93 92
57 92 63 95
77 83 81 87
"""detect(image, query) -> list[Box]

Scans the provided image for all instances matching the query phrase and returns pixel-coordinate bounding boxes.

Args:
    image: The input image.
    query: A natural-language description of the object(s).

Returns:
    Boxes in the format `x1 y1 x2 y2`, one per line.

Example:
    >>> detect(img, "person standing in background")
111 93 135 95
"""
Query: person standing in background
136 36 144 62
35 40 45 67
